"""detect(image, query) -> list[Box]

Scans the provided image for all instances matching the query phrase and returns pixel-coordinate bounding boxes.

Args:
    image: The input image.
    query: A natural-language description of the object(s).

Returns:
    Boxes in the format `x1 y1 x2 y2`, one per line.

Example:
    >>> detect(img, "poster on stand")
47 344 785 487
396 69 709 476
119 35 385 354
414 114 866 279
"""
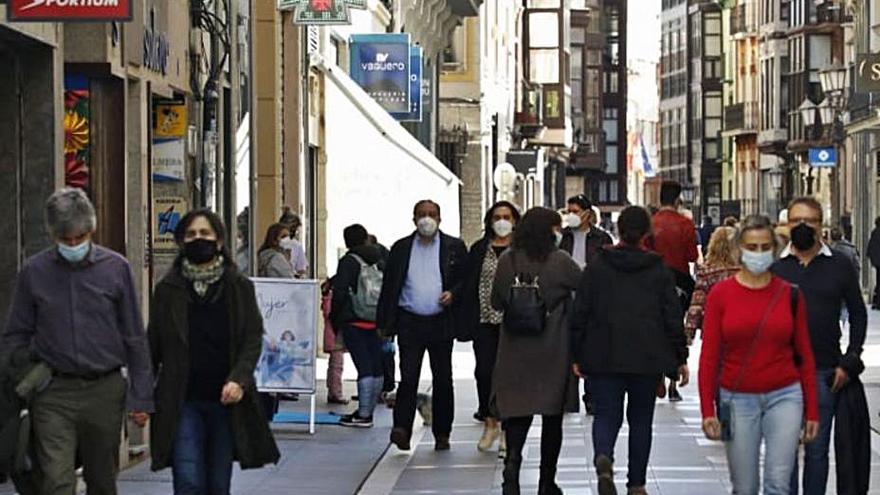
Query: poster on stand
252 278 319 394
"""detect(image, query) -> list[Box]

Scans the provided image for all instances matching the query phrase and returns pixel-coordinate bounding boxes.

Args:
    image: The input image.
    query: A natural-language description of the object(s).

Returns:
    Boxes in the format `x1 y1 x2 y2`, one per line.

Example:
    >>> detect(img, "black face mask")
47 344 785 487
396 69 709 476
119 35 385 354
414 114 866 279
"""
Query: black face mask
183 238 219 264
790 223 817 251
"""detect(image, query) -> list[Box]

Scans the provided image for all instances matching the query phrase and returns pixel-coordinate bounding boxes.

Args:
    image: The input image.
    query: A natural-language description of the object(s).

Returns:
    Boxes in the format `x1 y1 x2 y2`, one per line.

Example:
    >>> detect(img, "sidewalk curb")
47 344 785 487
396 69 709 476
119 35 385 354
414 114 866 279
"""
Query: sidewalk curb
356 399 429 494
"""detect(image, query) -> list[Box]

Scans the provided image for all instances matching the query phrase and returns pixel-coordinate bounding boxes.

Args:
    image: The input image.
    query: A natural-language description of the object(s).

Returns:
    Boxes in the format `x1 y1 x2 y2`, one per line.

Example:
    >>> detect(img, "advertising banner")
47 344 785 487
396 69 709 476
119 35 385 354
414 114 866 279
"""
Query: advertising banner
152 139 186 182
154 103 187 139
350 34 411 114
253 278 319 394
856 53 880 94
152 196 186 252
8 0 133 21
390 46 423 122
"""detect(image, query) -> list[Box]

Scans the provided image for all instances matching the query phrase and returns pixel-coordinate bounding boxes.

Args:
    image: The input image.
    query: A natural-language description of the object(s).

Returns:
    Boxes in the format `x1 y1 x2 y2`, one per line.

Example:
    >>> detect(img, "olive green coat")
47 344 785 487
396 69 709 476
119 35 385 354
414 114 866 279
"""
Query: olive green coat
147 266 280 471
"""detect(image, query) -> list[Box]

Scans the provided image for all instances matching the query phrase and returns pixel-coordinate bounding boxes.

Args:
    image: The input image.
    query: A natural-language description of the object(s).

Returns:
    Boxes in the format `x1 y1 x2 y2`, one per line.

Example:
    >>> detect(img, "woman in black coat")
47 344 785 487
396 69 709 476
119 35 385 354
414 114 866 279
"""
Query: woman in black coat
571 206 689 495
459 201 520 453
148 209 280 494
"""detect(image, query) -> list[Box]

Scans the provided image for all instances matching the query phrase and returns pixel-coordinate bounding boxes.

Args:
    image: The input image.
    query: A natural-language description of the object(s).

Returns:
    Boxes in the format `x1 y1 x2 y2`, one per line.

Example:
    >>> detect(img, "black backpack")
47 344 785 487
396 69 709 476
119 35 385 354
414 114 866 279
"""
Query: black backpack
503 253 547 337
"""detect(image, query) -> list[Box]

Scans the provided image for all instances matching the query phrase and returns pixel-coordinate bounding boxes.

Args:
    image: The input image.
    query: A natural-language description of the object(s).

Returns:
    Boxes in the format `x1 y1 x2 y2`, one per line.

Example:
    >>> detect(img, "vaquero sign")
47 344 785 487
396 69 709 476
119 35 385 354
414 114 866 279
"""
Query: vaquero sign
8 0 133 22
855 53 880 94
350 34 411 115
390 46 423 122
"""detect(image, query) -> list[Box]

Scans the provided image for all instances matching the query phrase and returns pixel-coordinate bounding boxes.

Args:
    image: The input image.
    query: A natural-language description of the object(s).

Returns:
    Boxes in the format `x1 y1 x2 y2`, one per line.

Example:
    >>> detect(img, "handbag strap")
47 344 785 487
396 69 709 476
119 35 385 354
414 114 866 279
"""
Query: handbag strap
729 283 786 392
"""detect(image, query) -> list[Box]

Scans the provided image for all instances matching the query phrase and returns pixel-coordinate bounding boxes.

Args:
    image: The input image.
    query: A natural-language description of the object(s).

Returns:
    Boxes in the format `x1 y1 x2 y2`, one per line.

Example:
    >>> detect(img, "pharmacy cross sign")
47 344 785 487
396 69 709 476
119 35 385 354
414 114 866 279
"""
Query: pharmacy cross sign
278 0 367 25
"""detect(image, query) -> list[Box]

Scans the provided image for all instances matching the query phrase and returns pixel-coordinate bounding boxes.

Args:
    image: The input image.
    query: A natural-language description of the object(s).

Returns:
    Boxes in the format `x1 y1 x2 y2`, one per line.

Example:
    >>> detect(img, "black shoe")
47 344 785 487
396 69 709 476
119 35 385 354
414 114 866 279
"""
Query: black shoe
596 455 617 495
584 398 595 416
502 453 522 495
434 434 451 451
473 411 486 423
538 468 563 495
390 427 411 451
339 412 373 428
668 386 683 402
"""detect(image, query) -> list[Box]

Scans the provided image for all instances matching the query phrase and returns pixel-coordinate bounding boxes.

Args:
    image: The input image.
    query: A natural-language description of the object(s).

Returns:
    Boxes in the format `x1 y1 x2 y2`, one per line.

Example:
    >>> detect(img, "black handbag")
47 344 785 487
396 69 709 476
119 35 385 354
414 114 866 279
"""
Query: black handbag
503 252 547 337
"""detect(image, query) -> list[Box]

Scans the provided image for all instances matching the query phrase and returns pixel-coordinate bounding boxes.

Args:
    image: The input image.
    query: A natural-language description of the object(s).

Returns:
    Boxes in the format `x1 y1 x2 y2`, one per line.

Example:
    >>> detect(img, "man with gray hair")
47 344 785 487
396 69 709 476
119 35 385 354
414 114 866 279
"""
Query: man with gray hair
3 188 153 494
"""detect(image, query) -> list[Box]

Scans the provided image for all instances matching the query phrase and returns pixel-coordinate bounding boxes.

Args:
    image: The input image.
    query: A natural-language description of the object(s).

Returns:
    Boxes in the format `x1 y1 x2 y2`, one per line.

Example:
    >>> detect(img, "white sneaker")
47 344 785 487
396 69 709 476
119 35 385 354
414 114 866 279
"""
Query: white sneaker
477 422 500 452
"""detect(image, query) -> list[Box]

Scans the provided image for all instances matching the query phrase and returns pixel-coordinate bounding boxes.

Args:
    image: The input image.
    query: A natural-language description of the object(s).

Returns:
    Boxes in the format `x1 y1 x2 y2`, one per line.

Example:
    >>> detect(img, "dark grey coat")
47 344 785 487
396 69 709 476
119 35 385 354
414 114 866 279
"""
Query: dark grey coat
491 248 582 419
148 266 280 471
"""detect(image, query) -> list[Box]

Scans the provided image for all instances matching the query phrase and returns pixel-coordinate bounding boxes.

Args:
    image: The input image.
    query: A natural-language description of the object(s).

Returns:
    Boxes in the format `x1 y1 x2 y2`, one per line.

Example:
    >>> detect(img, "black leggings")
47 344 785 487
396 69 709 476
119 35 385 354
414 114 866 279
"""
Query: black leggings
504 414 563 469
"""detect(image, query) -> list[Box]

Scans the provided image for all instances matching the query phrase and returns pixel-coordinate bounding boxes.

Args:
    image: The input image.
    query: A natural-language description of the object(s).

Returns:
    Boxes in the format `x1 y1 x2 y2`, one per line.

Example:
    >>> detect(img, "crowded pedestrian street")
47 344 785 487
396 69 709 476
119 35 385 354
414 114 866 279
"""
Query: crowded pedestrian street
0 315 865 495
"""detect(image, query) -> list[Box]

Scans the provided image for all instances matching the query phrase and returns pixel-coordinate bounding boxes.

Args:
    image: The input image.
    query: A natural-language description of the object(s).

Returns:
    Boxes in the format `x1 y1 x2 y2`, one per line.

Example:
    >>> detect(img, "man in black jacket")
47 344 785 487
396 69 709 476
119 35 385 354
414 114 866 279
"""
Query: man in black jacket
560 194 614 270
867 217 880 309
771 197 867 495
377 200 468 451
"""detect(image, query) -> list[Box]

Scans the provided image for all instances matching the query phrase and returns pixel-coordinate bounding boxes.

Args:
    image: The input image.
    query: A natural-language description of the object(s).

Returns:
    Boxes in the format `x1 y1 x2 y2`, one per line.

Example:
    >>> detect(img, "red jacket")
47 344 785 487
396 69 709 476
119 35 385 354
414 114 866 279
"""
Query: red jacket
651 209 698 274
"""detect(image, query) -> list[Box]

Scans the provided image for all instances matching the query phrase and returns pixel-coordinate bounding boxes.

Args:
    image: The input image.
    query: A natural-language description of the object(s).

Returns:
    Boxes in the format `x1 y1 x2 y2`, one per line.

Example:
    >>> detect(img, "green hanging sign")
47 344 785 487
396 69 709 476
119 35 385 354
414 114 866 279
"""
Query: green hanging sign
278 0 367 25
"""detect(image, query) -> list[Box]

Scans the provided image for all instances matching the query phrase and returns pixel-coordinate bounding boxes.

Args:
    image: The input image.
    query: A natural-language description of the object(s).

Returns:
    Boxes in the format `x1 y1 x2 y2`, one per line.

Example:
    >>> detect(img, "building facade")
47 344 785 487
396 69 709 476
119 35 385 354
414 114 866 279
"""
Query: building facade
660 0 689 186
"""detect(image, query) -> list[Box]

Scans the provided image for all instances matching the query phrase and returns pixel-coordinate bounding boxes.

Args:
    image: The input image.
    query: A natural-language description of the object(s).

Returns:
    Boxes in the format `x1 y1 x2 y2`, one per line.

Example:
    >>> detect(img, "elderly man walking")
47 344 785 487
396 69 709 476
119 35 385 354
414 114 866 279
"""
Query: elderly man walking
3 188 154 495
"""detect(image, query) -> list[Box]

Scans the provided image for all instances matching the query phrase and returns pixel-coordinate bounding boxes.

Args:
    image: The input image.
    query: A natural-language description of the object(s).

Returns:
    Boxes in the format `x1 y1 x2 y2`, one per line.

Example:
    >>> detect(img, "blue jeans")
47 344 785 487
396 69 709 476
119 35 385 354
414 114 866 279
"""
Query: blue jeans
721 383 803 495
790 368 837 495
172 401 236 495
590 374 658 488
343 325 384 417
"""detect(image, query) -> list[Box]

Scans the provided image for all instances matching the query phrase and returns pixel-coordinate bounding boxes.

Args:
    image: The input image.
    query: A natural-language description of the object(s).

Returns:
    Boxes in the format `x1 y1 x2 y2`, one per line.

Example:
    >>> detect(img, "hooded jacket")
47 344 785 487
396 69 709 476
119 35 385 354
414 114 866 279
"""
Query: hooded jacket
571 245 688 376
330 244 383 329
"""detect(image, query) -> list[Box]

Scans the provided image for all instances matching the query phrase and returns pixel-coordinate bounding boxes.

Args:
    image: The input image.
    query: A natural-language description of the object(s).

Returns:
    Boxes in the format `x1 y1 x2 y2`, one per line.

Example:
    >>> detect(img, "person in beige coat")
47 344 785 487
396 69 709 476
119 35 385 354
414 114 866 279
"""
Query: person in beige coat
491 207 582 495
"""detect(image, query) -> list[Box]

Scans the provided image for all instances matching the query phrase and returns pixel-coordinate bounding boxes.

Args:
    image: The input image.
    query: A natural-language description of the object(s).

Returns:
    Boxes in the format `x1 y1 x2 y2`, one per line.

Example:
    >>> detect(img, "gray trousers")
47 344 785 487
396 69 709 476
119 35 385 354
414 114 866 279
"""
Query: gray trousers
31 371 126 495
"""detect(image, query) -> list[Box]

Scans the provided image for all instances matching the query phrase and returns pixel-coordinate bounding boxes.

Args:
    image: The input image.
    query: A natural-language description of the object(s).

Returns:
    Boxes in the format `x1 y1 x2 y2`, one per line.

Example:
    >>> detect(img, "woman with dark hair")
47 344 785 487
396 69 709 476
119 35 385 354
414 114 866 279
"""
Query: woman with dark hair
571 206 689 495
491 207 581 495
279 207 308 277
148 209 280 493
258 223 296 279
459 201 521 453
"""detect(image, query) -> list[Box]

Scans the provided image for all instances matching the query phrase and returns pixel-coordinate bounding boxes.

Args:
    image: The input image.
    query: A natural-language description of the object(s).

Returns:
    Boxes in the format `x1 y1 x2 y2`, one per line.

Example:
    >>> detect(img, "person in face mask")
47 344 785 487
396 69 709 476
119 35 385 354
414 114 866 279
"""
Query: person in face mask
699 214 819 495
458 201 521 454
376 200 468 452
2 188 154 493
770 197 868 495
278 207 309 278
148 209 279 493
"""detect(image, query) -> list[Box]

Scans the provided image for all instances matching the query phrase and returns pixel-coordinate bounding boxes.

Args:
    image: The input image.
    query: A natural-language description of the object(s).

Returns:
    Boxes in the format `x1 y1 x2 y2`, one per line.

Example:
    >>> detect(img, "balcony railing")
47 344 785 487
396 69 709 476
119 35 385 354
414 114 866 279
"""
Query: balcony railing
724 102 759 133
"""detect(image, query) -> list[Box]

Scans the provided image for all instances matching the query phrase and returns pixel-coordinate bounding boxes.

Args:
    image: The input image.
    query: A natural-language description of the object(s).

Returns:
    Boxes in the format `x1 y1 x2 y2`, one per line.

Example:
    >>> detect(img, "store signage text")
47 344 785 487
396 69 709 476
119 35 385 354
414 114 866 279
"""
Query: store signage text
856 53 880 94
350 34 412 115
8 0 132 22
143 26 170 75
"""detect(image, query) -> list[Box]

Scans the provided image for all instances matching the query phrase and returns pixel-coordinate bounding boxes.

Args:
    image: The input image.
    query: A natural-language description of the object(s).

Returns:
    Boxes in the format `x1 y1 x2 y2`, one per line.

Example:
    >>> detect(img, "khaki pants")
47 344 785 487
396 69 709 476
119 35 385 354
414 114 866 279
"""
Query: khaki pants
31 372 125 495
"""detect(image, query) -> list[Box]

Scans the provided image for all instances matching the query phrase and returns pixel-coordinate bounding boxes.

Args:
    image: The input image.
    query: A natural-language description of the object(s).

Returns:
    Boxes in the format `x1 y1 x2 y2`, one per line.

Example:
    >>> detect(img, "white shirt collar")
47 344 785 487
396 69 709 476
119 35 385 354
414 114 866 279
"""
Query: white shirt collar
780 243 833 259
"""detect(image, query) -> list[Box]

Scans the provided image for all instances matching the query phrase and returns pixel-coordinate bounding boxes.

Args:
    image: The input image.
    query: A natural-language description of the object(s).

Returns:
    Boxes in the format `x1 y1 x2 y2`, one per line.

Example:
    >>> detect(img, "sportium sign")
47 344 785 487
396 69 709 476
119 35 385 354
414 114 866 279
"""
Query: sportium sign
8 0 133 22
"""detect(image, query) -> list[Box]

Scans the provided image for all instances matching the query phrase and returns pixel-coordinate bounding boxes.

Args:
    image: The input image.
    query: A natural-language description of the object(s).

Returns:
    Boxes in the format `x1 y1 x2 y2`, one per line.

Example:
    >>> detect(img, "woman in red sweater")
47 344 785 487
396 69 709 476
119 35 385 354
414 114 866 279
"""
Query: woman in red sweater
699 215 819 495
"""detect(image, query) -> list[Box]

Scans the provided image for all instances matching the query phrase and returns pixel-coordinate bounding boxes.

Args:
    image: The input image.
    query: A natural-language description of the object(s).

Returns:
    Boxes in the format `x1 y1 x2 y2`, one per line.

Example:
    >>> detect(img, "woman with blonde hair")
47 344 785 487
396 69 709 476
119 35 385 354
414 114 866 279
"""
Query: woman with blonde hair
684 226 740 344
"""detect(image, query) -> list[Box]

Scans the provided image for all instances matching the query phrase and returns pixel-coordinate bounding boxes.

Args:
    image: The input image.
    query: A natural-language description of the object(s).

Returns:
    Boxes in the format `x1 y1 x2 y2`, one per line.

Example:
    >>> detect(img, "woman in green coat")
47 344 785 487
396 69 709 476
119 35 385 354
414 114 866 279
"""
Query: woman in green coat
148 208 280 494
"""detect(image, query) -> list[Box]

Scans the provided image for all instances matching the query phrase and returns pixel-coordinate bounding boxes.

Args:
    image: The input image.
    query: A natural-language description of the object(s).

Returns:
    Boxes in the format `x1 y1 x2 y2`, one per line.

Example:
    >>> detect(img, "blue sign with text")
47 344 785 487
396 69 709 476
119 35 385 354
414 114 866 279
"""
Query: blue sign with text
390 46 423 122
809 147 837 168
350 34 411 114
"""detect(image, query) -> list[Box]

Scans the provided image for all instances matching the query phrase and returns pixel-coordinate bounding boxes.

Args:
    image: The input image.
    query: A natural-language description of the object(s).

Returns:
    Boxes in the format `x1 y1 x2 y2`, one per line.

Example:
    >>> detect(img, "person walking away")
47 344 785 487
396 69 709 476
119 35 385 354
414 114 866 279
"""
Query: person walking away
571 206 689 495
459 201 521 452
559 194 613 415
684 227 740 344
650 181 698 402
147 209 280 493
377 200 468 451
770 197 867 495
867 217 880 309
321 279 348 404
699 215 819 495
331 224 385 427
491 208 581 495
2 188 153 494
698 216 717 257
279 207 309 278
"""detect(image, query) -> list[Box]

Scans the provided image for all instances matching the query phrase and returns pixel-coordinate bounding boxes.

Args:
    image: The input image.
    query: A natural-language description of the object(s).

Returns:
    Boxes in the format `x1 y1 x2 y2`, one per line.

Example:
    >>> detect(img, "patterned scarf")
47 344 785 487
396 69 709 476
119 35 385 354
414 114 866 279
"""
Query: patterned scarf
181 256 225 297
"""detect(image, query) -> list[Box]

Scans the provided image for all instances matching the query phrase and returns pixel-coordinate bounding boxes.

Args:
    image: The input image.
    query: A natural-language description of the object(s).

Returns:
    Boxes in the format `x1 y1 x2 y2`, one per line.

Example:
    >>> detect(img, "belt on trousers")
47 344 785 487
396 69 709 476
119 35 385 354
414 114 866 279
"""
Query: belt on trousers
399 308 444 323
53 367 121 381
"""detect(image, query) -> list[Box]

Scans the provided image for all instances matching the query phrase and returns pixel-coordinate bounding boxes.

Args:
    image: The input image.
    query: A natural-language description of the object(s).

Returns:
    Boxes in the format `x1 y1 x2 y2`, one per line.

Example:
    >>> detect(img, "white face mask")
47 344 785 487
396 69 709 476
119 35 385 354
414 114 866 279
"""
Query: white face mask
492 219 514 238
417 216 439 237
554 231 563 247
566 213 582 229
741 249 774 275
279 237 296 250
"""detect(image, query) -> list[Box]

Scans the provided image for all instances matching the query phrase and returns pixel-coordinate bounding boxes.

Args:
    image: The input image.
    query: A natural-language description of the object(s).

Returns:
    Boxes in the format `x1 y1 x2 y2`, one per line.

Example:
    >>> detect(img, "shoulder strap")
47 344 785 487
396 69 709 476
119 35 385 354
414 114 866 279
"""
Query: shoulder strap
790 283 799 318
730 284 787 392
349 253 368 267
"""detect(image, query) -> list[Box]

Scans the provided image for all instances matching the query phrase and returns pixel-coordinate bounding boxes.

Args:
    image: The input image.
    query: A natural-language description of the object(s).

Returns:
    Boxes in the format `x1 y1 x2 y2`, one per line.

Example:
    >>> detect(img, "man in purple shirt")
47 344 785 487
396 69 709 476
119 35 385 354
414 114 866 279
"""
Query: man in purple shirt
3 188 153 494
